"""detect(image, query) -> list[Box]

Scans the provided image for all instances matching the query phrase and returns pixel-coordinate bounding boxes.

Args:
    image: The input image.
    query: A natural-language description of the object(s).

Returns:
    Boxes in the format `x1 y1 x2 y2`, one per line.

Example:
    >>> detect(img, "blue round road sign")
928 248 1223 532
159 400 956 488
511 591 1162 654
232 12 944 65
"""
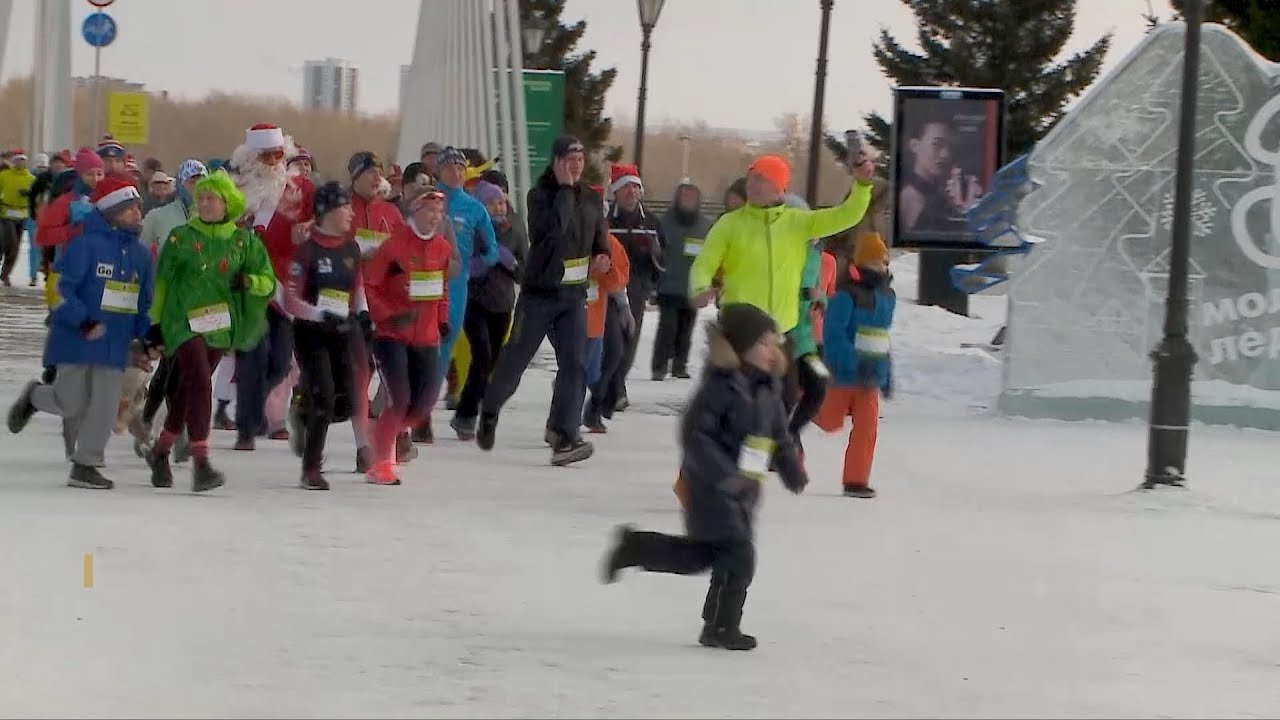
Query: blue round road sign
81 12 117 48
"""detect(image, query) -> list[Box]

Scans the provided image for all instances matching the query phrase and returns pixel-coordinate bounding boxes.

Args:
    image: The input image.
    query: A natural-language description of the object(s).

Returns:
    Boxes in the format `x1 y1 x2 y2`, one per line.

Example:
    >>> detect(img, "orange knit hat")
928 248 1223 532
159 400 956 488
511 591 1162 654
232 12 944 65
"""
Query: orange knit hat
748 154 791 193
853 232 889 267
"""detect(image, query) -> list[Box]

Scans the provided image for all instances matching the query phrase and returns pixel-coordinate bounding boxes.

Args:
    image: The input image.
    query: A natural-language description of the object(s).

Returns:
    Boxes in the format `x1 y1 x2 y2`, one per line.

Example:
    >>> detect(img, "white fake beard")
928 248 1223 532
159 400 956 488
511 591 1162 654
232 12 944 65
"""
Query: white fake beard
237 161 287 219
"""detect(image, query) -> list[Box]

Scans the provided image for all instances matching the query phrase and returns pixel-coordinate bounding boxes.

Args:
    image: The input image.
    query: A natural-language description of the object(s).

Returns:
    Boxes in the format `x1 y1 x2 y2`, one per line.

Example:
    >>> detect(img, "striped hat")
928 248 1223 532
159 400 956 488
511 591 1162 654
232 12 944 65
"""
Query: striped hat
96 134 125 159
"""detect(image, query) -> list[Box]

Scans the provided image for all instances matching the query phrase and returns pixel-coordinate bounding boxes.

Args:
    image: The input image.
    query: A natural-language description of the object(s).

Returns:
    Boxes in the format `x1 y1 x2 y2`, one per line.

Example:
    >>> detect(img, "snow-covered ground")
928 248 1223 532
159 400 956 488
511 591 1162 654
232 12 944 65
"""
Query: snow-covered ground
2 253 1280 718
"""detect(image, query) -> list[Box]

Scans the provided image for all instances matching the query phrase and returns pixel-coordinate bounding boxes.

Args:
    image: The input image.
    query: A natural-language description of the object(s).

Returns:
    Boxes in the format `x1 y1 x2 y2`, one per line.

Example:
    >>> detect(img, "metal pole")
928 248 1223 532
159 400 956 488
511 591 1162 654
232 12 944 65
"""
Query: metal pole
680 134 691 178
805 0 834 207
1143 0 1202 489
91 46 102 144
633 24 653 172
505 0 532 211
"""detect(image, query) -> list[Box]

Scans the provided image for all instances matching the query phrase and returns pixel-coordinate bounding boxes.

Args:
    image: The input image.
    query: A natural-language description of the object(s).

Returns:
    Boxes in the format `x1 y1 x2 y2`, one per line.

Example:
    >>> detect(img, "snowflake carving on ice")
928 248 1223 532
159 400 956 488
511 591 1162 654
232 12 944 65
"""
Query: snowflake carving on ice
1159 188 1217 238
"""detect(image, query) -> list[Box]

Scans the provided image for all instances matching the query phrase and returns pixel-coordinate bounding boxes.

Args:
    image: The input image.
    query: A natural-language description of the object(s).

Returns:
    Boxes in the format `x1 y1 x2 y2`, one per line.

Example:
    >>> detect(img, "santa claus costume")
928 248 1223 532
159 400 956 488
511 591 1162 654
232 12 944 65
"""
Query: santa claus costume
229 123 315 451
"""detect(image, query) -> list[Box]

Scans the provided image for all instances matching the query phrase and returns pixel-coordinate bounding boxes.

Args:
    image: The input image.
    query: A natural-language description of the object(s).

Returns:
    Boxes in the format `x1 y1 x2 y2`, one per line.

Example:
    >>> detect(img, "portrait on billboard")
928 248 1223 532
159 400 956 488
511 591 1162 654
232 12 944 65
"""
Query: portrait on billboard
891 87 1006 249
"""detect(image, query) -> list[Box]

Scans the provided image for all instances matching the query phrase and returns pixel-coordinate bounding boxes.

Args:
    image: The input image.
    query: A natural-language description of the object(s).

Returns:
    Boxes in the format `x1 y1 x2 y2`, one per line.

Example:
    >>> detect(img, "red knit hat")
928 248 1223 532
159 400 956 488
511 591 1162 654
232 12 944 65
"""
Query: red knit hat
609 164 642 194
90 175 141 212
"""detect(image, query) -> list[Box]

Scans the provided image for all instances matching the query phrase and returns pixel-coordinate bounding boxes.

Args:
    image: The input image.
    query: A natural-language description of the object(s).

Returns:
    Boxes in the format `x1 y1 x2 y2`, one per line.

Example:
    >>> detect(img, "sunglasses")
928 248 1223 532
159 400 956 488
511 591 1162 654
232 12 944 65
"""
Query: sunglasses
258 149 285 162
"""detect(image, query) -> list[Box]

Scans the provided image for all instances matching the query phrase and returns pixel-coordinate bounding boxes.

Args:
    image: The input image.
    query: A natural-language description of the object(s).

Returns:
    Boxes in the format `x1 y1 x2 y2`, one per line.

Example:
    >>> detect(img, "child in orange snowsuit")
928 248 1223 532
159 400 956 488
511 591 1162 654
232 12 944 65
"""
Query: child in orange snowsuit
815 235 895 498
582 232 630 432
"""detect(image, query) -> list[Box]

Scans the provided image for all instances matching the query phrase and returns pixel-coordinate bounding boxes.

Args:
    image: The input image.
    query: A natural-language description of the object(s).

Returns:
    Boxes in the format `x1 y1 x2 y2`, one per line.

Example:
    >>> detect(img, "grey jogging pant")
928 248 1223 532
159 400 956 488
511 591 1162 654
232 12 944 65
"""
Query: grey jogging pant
32 364 125 467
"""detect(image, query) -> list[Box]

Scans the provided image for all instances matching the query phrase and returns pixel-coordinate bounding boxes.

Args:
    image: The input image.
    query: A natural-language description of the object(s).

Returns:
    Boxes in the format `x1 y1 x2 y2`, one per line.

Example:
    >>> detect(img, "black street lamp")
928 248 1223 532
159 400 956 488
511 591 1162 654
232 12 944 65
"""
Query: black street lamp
805 0 835 207
521 16 550 67
1144 0 1203 489
633 0 667 174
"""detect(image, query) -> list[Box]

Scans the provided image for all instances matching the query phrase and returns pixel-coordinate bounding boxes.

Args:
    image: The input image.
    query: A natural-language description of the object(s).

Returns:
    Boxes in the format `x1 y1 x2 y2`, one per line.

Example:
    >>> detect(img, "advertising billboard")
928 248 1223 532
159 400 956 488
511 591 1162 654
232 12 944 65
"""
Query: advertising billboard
891 87 1006 250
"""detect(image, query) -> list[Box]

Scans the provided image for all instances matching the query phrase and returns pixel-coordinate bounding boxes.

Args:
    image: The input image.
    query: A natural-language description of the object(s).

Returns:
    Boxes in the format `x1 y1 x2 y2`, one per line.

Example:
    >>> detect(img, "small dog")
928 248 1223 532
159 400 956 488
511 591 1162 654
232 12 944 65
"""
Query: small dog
115 341 155 437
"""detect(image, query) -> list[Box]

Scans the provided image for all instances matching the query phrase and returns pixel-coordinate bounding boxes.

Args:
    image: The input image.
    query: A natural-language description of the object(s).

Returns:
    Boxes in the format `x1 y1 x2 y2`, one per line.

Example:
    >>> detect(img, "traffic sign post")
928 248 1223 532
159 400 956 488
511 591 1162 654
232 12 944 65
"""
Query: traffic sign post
81 10 117 146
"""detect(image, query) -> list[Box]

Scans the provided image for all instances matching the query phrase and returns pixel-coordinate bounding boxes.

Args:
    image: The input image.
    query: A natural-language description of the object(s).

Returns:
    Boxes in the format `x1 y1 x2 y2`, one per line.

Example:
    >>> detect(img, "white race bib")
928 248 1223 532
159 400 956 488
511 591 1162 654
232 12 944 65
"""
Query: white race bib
562 257 589 285
410 270 445 301
587 280 600 303
737 435 775 480
684 239 704 257
3 208 24 219
355 229 389 254
100 280 139 314
188 303 232 334
856 327 891 356
316 288 350 318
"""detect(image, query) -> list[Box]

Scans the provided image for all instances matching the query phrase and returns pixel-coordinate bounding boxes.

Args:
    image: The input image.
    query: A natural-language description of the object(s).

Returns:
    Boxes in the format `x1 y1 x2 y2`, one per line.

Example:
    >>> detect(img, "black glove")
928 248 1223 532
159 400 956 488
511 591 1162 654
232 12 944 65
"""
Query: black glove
388 311 415 329
356 311 373 342
439 320 451 341
79 319 103 339
228 272 248 292
320 312 351 333
144 323 165 351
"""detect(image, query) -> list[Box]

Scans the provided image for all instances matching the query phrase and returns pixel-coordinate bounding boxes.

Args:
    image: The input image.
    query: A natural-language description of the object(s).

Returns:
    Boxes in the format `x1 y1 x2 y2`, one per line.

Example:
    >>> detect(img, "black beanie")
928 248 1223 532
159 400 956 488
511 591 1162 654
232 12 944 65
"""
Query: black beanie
717 304 778 357
313 181 351 219
481 168 509 192
725 177 748 205
552 135 585 159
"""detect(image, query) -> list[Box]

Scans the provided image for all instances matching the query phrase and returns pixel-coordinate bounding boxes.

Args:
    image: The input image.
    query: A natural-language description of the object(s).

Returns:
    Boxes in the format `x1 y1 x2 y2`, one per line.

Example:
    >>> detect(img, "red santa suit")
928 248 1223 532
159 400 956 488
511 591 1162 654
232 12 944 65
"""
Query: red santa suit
231 124 315 303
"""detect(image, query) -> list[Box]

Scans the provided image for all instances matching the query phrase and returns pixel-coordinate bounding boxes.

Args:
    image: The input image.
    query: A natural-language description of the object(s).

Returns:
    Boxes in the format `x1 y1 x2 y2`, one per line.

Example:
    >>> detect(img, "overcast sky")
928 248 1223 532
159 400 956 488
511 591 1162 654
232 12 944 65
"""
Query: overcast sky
0 0 1175 132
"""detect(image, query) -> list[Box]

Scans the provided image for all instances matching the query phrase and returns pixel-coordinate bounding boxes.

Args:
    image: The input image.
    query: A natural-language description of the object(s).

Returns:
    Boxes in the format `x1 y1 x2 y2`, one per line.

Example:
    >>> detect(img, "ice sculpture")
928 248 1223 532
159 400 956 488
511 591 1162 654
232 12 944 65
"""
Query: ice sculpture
1002 22 1280 429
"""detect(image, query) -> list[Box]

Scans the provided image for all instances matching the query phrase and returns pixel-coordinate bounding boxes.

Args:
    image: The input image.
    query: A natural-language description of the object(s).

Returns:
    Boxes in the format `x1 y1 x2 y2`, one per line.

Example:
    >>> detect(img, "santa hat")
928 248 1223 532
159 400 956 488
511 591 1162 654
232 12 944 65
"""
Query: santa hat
90 176 142 212
96 134 125 159
245 123 286 151
609 163 642 194
10 148 26 161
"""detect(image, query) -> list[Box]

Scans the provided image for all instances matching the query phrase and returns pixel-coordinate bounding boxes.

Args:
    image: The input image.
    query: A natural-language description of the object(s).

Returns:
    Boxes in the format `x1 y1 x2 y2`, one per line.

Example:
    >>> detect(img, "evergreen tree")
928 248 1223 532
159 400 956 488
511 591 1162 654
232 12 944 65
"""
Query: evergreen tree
829 0 1111 164
1168 0 1280 60
521 0 620 181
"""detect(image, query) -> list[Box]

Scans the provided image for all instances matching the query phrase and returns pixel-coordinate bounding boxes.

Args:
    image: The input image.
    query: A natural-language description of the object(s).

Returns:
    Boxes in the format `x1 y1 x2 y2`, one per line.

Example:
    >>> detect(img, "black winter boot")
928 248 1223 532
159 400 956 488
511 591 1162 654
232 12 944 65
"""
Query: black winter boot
450 414 476 441
395 432 417 464
68 463 113 490
354 445 373 474
146 447 173 488
192 458 225 493
601 524 637 583
476 411 499 451
300 468 330 491
7 380 38 434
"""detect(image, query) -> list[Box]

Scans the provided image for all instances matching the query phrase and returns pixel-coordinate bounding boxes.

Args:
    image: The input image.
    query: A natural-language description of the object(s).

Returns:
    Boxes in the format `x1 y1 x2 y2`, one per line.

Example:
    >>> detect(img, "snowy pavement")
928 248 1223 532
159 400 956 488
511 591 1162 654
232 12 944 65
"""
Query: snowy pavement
2 256 1280 718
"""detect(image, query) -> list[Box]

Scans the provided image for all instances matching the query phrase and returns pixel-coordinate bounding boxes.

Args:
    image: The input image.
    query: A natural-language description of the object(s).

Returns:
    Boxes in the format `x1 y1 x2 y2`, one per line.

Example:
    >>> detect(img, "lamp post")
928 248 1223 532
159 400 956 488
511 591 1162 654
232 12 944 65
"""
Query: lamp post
804 0 835 207
633 0 666 173
521 16 549 68
1143 0 1203 489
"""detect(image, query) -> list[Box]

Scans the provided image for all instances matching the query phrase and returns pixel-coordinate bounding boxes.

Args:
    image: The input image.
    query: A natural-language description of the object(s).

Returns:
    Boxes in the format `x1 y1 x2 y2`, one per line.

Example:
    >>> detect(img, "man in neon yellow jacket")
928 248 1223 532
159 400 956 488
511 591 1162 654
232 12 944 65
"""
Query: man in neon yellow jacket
689 153 877 333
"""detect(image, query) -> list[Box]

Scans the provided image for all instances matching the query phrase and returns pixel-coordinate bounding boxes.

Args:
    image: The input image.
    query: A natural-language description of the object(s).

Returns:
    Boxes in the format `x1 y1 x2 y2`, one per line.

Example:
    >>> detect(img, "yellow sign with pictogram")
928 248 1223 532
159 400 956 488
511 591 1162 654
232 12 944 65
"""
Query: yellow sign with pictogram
107 91 148 145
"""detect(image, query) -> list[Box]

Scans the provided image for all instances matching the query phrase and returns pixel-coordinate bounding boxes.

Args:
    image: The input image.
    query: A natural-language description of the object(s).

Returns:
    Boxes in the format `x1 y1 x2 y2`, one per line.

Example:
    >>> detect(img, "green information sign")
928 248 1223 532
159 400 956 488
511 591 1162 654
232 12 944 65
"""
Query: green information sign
519 69 564 178
491 67 563 180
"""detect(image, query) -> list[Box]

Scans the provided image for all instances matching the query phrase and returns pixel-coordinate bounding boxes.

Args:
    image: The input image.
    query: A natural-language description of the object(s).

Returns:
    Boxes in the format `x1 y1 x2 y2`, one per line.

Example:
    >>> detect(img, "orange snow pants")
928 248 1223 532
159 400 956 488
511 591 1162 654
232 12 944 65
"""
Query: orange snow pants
813 385 880 489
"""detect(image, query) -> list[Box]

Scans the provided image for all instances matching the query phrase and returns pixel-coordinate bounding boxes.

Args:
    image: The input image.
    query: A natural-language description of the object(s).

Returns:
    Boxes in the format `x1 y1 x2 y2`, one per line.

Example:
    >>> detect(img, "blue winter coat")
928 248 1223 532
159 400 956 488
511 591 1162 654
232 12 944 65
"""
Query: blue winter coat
822 268 895 393
444 184 498 289
47 211 154 369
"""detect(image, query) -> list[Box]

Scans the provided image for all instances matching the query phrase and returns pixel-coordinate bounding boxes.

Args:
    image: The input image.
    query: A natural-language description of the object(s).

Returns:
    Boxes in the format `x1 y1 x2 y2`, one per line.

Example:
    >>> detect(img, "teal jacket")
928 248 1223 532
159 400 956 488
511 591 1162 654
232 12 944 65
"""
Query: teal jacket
786 241 824 358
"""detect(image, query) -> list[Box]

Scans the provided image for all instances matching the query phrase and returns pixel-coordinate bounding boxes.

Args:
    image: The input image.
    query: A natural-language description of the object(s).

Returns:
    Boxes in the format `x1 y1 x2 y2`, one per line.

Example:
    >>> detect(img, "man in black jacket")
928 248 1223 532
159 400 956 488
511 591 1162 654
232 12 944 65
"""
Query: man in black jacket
607 163 665 410
475 136 611 466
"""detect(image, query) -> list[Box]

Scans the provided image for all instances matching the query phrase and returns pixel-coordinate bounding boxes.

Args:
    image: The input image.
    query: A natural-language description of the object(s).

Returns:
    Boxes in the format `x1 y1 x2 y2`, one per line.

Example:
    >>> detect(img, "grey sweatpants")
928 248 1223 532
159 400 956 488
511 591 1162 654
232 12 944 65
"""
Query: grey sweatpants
32 364 125 467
